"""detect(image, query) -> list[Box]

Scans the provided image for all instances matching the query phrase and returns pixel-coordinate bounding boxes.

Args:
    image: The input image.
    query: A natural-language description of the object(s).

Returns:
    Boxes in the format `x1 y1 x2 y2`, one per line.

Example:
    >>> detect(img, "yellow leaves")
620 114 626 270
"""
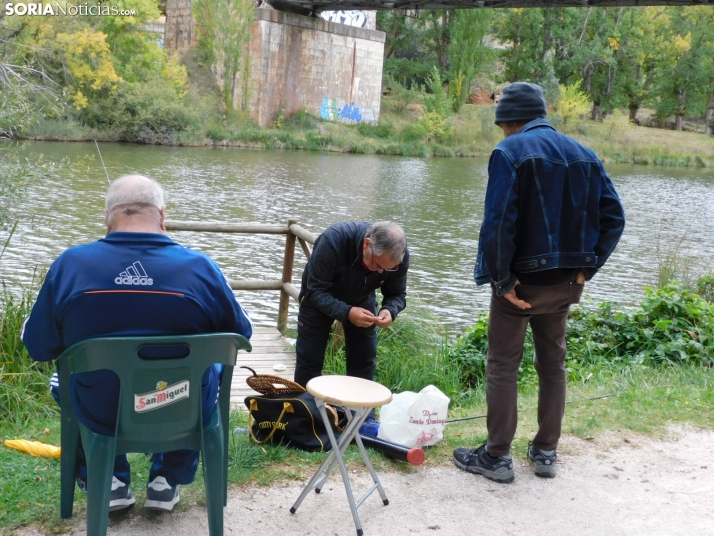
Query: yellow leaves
71 91 89 110
556 82 591 124
56 28 122 109
161 56 189 98
673 33 691 54
608 37 620 51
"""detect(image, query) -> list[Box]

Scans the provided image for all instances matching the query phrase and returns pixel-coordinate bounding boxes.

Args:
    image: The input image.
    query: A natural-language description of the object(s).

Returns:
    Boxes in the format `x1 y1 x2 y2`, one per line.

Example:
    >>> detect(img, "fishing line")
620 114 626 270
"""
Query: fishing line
445 392 622 424
94 140 111 184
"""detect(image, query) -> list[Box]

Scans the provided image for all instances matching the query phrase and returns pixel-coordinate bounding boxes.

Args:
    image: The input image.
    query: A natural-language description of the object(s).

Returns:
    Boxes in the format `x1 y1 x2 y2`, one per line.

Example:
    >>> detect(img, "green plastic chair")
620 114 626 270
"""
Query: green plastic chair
57 333 251 536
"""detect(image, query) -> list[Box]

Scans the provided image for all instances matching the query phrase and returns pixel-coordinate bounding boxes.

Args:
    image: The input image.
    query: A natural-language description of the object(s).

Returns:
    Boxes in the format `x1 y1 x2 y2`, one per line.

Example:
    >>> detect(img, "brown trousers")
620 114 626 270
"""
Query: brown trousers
485 277 584 457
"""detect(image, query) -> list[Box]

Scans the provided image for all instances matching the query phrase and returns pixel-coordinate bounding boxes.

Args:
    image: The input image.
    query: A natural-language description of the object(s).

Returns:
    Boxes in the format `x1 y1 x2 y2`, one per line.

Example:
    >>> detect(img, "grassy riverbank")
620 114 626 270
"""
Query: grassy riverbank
2 277 714 531
23 97 714 168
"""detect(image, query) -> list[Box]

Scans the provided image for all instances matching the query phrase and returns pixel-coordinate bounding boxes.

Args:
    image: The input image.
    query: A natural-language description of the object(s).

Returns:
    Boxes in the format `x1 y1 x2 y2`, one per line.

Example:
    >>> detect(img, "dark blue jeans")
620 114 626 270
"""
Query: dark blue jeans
294 302 378 388
51 365 221 488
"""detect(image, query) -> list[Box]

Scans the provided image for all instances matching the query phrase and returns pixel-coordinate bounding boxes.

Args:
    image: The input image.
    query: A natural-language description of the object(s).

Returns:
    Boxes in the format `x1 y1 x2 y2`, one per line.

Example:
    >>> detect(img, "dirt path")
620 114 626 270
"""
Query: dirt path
19 426 714 536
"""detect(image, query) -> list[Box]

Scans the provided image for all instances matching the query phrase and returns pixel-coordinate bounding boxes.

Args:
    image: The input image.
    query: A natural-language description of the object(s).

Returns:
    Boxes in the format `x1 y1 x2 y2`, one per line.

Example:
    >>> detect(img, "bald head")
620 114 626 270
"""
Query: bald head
105 175 166 234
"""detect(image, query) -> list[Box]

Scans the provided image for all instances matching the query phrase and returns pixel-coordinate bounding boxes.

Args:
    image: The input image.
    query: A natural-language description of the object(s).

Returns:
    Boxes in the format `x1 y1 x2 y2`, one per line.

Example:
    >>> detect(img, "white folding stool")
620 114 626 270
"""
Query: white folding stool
290 375 393 536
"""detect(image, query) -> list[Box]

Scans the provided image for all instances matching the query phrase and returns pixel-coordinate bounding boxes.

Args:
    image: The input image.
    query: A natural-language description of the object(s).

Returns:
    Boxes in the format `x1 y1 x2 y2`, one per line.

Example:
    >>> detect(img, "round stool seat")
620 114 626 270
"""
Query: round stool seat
307 376 392 408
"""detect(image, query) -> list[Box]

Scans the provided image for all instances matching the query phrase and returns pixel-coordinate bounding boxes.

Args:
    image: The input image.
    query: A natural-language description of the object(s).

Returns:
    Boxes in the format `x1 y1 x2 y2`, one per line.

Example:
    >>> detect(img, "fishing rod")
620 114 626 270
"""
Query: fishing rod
94 140 111 184
445 392 621 424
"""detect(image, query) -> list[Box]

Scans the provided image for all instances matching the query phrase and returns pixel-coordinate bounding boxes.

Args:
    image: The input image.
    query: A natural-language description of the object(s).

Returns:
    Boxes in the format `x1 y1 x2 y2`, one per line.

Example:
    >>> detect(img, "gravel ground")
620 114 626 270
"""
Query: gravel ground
14 426 714 536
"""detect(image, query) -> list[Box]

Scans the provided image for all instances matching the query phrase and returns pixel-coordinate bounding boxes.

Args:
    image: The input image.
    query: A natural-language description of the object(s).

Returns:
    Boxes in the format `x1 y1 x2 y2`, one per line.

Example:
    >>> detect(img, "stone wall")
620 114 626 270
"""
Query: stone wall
234 8 385 127
164 0 197 55
164 5 385 127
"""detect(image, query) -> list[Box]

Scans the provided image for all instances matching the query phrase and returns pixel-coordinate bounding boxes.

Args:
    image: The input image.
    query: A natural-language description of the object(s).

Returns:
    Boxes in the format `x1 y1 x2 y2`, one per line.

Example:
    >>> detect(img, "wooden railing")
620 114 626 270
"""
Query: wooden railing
165 219 318 332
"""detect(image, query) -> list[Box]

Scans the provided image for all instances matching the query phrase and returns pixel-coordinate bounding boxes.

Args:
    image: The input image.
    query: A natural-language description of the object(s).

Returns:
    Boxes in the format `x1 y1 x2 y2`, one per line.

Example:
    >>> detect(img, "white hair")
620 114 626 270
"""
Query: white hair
366 221 407 263
105 174 164 212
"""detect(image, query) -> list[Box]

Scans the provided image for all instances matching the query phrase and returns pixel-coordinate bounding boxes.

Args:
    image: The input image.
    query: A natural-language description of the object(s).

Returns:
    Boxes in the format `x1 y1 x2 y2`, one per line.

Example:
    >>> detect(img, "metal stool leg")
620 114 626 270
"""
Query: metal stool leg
290 404 362 512
314 407 370 493
353 433 389 506
291 375 393 536
291 400 389 536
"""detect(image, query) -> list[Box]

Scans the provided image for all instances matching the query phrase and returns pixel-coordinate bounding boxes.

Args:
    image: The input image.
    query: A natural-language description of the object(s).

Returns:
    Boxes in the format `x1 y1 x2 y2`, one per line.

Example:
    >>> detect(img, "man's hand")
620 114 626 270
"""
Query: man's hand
374 309 393 328
348 307 377 328
504 281 531 310
576 271 586 284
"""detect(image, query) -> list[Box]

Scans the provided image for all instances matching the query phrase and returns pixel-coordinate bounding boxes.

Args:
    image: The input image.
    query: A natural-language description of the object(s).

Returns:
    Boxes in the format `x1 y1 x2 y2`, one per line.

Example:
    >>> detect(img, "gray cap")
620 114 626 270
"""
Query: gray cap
495 82 547 125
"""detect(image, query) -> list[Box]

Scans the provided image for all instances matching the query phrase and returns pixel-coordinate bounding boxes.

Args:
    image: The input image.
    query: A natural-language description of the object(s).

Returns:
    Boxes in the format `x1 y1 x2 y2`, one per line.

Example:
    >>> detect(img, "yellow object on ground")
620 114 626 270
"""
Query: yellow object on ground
3 439 61 458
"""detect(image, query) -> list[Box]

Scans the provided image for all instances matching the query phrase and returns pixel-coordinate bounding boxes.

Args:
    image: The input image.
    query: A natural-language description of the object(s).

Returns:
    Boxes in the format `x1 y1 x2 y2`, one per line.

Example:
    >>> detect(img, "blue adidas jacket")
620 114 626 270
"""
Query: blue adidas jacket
22 232 253 434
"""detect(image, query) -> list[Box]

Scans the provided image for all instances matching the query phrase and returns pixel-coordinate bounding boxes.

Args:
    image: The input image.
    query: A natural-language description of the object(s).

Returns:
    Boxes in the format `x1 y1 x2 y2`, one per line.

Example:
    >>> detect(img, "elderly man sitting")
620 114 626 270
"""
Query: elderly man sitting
22 175 253 512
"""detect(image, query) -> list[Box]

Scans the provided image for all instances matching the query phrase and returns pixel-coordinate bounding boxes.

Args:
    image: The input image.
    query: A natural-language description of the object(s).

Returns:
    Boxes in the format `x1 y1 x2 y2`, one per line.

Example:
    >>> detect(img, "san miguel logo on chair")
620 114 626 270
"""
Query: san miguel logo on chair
135 380 190 412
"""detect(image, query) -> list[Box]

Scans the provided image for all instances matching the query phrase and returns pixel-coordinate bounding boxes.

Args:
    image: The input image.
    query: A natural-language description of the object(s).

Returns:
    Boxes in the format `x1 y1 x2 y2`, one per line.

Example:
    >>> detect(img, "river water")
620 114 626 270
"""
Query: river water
3 141 714 334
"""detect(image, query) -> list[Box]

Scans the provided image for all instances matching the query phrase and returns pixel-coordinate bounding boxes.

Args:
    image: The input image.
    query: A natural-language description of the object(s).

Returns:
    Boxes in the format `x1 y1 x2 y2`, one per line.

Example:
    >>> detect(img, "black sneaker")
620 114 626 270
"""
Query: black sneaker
528 443 557 478
144 476 180 512
109 476 136 512
452 443 514 483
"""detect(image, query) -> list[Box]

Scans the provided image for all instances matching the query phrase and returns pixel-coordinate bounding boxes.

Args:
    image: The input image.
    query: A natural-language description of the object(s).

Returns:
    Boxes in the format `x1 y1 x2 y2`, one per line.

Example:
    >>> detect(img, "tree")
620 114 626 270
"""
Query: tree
555 81 590 123
650 6 714 131
494 7 580 103
377 10 418 61
193 0 255 122
446 10 493 112
0 10 61 136
608 7 661 123
55 28 122 109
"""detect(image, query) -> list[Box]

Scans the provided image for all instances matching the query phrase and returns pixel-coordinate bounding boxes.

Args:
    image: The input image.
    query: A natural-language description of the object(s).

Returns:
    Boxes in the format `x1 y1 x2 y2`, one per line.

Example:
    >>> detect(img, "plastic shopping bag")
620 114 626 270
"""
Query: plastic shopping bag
377 385 450 448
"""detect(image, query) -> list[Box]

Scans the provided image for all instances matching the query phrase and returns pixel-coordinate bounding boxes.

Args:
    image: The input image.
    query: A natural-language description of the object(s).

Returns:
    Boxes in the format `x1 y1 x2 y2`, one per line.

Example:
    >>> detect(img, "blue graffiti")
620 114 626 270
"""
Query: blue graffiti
319 98 338 121
338 102 362 123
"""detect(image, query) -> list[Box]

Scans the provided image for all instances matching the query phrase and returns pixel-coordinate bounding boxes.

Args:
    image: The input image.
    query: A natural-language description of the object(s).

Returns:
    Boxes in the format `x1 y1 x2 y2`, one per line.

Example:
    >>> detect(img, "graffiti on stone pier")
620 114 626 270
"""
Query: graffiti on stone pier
339 102 362 123
320 10 367 28
320 98 376 124
319 98 339 121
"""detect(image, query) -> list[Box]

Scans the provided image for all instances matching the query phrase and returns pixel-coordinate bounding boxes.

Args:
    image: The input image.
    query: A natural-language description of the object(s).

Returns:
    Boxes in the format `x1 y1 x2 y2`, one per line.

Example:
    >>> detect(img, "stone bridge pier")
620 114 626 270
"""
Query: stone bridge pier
165 2 385 127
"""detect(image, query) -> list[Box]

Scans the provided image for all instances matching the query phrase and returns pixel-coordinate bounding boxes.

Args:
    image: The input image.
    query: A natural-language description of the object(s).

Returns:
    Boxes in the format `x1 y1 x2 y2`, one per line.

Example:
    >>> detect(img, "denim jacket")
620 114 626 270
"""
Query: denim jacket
474 119 625 296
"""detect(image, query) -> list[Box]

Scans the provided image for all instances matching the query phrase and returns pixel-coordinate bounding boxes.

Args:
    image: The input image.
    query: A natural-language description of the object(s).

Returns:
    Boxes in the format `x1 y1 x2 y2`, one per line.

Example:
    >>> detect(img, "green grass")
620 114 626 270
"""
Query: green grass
3 287 714 532
0 285 57 427
2 362 712 532
323 313 465 401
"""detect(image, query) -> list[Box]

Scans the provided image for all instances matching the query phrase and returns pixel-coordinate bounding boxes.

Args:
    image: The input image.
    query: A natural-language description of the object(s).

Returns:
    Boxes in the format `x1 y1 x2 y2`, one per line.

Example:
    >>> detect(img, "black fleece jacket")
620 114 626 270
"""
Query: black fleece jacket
298 221 409 323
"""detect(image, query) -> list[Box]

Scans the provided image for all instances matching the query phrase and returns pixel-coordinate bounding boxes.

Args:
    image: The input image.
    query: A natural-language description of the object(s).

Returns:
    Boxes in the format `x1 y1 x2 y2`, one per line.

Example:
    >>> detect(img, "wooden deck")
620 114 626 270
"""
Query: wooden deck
230 326 297 409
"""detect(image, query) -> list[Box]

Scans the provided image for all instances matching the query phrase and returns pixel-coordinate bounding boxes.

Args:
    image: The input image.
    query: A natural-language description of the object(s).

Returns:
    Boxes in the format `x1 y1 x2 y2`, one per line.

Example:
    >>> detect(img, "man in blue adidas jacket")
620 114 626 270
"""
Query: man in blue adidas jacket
22 174 253 512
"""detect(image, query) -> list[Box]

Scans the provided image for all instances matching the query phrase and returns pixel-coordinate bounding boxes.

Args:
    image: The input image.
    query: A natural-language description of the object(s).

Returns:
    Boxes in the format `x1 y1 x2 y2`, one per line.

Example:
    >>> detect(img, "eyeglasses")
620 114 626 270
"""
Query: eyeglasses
370 245 400 272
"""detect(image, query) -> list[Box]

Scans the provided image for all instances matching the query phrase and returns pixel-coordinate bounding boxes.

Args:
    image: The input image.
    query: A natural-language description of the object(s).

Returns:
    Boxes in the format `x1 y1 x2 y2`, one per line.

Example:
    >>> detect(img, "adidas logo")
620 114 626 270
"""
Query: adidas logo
115 261 154 286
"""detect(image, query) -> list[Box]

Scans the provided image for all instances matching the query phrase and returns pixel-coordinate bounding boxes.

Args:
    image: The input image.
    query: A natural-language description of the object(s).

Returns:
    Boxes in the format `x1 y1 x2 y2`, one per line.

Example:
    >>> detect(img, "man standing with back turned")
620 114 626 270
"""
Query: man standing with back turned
22 175 253 511
453 82 625 483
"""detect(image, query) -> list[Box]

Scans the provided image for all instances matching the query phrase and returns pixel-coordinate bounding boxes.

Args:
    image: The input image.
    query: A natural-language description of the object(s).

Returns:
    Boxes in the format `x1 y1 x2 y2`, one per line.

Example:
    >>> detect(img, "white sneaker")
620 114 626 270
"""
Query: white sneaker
109 476 136 512
144 476 180 511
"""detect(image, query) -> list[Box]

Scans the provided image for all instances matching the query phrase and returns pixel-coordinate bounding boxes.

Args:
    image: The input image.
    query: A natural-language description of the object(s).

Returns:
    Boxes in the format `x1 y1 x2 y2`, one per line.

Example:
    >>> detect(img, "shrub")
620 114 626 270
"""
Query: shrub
382 75 420 114
0 286 57 425
554 81 591 124
323 315 464 399
113 80 203 144
81 77 204 144
449 280 714 389
383 58 439 90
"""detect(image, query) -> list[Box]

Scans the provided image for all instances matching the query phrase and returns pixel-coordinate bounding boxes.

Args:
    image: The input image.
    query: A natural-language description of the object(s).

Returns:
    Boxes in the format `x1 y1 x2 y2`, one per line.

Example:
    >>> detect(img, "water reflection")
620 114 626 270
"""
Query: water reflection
2 142 714 334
